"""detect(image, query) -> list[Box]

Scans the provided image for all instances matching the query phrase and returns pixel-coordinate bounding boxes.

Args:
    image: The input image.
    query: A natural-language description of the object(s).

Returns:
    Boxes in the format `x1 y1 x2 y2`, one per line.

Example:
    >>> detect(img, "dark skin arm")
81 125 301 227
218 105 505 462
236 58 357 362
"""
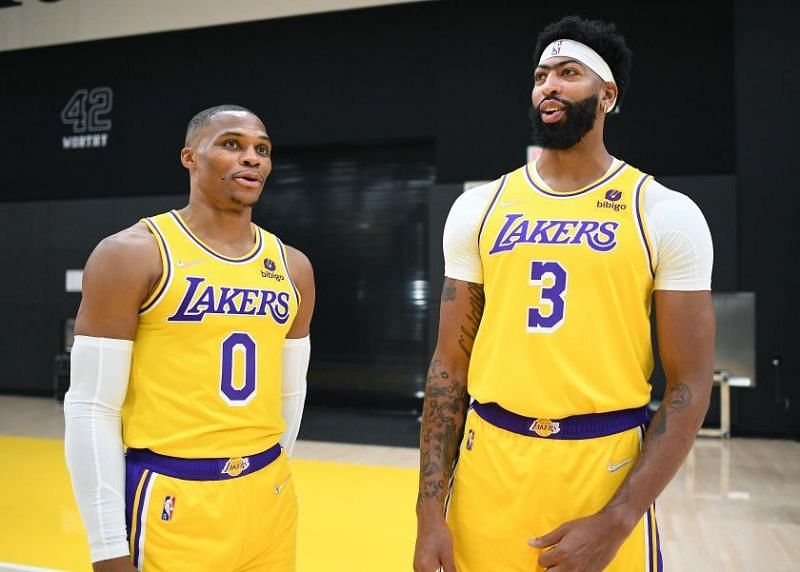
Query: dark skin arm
73 224 161 572
531 290 715 572
284 245 315 338
413 278 485 572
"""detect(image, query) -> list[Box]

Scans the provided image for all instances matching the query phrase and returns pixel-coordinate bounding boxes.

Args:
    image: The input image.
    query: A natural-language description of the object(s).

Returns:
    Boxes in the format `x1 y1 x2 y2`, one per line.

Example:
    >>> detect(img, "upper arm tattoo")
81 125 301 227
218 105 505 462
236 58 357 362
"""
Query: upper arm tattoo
458 282 485 358
442 280 457 303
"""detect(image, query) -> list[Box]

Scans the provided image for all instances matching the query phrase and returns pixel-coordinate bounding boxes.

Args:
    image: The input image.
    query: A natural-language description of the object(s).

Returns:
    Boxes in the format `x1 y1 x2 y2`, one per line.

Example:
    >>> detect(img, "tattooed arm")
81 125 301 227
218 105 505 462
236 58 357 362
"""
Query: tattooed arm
532 290 715 572
413 278 484 572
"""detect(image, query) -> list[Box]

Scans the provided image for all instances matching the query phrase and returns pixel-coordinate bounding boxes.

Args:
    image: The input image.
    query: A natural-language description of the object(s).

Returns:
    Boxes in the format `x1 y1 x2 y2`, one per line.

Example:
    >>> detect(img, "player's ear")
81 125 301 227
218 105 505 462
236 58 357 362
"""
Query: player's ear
180 147 195 169
602 82 618 113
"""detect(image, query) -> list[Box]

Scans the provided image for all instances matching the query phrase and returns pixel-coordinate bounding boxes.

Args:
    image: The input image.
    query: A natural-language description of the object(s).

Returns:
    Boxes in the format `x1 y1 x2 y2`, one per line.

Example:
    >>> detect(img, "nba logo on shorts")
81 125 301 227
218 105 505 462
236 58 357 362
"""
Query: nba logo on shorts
161 496 176 521
466 429 475 450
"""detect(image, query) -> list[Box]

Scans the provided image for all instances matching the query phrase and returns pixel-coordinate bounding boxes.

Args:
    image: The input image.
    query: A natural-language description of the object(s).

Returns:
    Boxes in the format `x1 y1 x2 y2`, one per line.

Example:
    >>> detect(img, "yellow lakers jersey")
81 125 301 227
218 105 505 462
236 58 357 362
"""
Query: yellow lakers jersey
470 160 655 418
122 211 300 458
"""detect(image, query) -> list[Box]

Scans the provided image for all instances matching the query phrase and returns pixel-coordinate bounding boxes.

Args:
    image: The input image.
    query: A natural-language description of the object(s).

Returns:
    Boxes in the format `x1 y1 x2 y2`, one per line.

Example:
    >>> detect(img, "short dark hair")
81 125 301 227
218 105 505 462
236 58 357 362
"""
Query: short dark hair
533 16 633 107
185 104 257 144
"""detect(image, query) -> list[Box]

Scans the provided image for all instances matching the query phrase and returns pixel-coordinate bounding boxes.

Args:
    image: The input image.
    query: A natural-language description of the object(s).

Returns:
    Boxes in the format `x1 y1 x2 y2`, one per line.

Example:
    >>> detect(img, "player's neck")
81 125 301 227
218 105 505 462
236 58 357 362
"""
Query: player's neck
178 202 256 258
536 133 613 193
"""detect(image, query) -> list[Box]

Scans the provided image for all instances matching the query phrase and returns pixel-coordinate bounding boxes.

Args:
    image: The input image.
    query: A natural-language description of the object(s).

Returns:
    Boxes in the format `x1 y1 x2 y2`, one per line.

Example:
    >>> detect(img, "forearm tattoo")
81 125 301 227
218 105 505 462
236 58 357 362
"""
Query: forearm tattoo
418 359 470 507
418 281 484 509
606 383 694 509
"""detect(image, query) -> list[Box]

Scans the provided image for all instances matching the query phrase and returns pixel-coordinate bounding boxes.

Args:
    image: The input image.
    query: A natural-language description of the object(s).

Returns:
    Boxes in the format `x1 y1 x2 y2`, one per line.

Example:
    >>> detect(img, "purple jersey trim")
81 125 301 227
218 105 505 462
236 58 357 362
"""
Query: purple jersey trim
635 175 656 278
524 160 628 197
140 218 172 314
275 235 301 308
477 175 508 248
472 401 649 440
126 443 281 481
654 504 664 572
169 210 263 264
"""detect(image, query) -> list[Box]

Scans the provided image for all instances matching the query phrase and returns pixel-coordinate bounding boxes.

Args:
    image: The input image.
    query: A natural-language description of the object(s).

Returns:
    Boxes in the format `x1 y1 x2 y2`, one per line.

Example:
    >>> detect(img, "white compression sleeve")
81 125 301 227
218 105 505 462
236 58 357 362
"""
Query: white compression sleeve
64 335 133 562
279 336 310 457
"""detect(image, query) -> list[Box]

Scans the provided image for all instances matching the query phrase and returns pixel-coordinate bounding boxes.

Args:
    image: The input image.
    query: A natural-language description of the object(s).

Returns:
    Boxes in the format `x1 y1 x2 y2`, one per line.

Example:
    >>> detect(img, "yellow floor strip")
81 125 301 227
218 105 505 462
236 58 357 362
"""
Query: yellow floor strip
0 436 418 571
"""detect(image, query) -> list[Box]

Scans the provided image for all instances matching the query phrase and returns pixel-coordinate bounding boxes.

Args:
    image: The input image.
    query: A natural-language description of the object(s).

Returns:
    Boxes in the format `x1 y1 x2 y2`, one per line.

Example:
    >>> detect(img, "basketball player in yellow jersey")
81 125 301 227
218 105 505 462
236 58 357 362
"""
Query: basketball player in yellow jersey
64 105 315 572
415 16 714 572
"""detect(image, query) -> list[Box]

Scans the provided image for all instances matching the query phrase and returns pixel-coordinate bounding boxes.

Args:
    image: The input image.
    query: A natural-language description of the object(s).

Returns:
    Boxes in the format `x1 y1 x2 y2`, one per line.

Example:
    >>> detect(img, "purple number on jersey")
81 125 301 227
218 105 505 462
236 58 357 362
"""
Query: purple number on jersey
219 332 257 405
527 260 567 332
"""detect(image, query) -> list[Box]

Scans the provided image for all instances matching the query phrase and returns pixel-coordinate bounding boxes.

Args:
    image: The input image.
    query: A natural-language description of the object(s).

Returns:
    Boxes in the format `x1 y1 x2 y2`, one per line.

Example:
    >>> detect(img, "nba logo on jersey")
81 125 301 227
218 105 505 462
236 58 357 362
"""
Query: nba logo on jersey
161 496 176 521
466 429 475 451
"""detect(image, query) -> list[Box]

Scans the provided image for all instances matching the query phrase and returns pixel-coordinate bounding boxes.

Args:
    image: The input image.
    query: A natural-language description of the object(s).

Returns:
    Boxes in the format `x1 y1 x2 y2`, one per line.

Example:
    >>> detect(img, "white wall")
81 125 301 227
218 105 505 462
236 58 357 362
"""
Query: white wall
0 0 429 52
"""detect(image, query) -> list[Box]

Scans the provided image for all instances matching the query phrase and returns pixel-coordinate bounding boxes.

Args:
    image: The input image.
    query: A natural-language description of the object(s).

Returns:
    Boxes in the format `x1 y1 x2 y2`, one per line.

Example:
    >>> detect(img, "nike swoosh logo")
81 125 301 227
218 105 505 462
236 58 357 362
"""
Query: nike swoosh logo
177 259 204 268
500 199 530 208
608 457 634 472
274 475 291 495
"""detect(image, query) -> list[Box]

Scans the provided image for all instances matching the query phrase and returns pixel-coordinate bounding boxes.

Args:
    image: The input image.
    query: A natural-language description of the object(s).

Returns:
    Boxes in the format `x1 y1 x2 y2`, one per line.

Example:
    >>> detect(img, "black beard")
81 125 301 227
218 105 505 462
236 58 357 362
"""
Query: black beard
530 94 600 150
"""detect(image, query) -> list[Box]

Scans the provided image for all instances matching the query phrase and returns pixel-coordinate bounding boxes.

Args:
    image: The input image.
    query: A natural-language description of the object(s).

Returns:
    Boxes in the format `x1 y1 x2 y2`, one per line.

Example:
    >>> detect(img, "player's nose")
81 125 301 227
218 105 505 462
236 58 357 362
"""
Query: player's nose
240 146 261 166
539 71 561 95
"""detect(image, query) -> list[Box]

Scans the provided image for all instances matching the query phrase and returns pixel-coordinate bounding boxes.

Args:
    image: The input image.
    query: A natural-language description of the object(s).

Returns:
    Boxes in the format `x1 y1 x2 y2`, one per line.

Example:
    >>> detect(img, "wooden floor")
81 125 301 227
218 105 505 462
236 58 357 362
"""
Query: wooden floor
1 395 799 571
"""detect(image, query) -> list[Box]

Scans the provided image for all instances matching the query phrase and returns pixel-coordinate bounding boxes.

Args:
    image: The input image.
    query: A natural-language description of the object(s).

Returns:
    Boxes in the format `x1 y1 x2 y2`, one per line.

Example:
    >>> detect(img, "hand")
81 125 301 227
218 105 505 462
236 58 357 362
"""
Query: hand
528 511 631 572
413 517 457 572
92 556 137 572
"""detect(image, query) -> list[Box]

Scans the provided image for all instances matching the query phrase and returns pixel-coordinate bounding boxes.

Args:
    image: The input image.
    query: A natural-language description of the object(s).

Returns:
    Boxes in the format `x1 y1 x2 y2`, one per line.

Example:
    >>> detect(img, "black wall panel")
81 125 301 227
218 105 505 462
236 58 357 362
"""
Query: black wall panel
734 0 799 437
0 0 797 435
435 0 735 183
0 3 437 201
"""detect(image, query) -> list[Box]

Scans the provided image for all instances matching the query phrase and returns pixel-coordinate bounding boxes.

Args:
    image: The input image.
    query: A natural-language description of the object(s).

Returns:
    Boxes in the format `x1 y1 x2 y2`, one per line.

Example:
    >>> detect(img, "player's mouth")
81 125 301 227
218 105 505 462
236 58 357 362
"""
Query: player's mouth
539 99 567 124
232 170 264 189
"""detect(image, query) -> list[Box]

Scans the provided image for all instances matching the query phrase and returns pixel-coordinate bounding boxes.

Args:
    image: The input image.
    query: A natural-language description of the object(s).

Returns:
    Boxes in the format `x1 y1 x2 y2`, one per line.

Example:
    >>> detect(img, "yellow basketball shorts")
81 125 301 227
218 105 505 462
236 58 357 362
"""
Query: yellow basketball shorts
447 402 662 572
124 444 297 571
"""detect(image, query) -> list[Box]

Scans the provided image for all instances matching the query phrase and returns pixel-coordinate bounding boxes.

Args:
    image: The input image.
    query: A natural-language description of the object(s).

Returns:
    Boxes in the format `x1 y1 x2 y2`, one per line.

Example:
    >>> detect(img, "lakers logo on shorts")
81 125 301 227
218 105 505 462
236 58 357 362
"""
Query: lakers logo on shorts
529 418 560 437
221 456 250 477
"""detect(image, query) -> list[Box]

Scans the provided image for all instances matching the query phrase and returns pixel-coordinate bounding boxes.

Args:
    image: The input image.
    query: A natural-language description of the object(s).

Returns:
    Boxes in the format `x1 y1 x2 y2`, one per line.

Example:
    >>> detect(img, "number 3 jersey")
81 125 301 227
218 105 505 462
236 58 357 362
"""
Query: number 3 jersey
470 161 656 419
122 211 300 458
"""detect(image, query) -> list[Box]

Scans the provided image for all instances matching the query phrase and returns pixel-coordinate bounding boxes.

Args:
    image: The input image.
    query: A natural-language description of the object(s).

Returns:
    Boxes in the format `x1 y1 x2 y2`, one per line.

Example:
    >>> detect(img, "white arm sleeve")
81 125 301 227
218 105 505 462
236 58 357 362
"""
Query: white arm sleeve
443 181 497 283
279 336 310 457
63 335 133 563
644 180 714 291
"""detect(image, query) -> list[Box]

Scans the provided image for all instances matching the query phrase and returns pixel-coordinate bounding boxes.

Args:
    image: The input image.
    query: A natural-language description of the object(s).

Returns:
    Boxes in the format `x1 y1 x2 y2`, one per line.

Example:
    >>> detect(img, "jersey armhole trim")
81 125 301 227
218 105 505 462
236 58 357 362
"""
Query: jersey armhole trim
477 175 508 248
139 217 172 314
634 175 656 278
275 235 301 308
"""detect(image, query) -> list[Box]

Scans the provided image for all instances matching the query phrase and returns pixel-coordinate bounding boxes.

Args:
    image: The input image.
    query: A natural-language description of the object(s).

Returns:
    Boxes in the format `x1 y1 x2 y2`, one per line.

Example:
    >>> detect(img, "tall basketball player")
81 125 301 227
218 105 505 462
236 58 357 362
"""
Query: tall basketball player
64 105 315 571
414 16 714 572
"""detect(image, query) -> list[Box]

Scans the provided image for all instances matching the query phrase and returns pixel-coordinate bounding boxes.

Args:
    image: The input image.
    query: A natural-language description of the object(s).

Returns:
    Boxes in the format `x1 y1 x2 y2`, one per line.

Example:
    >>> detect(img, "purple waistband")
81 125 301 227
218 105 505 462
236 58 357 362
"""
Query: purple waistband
125 443 281 481
472 402 649 440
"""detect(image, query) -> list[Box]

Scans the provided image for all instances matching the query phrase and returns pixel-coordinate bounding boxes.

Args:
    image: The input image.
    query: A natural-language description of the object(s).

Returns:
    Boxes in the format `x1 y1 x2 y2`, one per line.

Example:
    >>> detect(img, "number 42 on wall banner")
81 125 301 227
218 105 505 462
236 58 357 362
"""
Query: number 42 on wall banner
60 87 113 150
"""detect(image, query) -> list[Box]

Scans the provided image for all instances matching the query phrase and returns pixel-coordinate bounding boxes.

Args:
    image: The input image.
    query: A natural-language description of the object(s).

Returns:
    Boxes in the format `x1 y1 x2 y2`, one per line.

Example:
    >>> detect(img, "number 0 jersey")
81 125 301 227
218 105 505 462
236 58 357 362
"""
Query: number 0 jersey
121 211 299 458
470 161 656 418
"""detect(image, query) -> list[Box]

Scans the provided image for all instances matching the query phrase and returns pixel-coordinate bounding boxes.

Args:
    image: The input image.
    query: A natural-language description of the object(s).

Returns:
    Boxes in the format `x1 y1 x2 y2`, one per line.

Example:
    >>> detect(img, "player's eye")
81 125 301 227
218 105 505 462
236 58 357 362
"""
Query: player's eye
562 67 579 77
256 144 270 156
223 139 239 149
533 71 547 82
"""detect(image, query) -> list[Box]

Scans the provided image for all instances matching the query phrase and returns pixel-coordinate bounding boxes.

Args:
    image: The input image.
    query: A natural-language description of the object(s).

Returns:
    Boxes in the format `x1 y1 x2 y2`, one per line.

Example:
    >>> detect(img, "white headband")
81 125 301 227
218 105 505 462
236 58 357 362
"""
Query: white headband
539 39 617 112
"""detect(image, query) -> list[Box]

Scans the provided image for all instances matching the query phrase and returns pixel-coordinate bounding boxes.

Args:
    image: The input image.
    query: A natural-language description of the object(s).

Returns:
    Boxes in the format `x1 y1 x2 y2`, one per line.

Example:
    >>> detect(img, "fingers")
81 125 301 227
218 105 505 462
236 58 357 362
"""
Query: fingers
528 523 566 549
537 545 564 569
441 550 457 572
414 554 456 572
